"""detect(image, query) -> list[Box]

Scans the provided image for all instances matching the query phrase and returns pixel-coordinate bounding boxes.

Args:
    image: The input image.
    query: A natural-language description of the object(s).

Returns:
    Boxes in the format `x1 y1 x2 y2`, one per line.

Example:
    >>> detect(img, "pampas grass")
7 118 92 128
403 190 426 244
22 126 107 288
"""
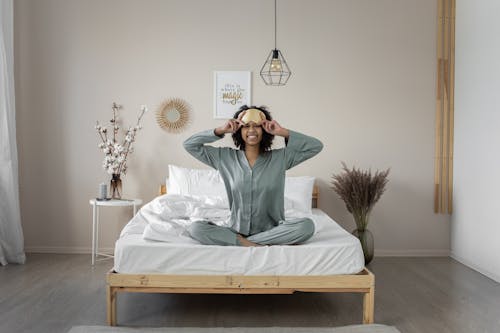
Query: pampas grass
331 162 390 231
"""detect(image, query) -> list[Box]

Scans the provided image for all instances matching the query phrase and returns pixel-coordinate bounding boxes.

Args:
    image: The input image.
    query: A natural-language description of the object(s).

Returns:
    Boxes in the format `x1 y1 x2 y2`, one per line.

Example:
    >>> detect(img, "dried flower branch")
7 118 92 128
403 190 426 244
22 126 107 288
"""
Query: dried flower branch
331 162 390 230
95 103 148 175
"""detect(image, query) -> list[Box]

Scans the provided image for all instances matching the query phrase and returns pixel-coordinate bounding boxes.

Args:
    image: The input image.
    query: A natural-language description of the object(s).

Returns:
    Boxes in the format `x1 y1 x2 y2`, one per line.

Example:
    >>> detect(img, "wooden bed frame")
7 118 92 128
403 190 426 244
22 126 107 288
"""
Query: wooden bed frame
106 184 375 326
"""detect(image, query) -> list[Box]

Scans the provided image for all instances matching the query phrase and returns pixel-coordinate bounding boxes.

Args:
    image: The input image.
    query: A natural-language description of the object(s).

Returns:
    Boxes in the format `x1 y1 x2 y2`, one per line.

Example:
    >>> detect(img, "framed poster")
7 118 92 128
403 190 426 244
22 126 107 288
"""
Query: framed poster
213 71 251 119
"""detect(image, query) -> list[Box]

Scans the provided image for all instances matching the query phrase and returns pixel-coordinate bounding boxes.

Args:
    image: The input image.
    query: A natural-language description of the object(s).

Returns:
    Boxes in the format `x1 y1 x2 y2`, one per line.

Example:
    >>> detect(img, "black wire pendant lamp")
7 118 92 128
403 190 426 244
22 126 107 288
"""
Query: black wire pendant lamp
260 0 291 86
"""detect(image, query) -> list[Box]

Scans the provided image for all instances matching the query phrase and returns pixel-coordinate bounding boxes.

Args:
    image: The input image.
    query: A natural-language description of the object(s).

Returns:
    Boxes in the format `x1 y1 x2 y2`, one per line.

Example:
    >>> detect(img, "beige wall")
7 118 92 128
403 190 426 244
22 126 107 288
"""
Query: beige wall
14 0 450 255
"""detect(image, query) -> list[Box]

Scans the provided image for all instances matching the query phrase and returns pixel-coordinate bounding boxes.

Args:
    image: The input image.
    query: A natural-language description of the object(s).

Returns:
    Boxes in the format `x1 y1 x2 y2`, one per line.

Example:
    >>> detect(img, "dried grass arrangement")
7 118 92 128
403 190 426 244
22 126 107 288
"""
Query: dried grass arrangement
331 162 389 264
331 163 389 230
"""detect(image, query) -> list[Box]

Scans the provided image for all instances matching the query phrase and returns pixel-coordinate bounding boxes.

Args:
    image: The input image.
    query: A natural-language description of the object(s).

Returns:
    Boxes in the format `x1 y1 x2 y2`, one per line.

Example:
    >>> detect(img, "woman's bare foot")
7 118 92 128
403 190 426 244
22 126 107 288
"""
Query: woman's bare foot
237 234 263 247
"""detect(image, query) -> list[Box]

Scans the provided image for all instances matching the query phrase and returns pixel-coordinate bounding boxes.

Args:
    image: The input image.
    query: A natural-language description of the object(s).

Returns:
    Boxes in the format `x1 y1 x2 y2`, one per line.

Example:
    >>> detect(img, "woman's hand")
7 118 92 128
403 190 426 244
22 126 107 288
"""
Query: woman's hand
262 119 289 138
215 118 244 136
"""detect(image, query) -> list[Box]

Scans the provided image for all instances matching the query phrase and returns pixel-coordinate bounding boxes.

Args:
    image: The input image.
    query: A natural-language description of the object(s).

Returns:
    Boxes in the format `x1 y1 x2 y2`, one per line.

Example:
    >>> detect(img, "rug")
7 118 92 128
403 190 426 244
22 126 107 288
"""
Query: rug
68 325 400 333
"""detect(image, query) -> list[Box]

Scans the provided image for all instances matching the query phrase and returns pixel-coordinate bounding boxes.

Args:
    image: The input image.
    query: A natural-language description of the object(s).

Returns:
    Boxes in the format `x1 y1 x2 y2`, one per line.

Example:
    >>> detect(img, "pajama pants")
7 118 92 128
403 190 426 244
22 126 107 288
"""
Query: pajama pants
187 218 315 246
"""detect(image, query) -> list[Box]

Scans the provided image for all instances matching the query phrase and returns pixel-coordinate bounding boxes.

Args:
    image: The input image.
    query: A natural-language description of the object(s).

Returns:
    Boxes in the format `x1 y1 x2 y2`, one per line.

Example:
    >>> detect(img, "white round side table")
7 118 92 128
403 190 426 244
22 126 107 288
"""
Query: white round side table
89 198 142 265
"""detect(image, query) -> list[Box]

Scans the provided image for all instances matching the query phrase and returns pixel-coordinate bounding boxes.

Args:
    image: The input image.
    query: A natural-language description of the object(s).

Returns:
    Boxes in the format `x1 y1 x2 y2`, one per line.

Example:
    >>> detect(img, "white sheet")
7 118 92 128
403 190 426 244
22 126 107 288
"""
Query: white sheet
120 193 332 244
122 194 232 243
114 201 365 275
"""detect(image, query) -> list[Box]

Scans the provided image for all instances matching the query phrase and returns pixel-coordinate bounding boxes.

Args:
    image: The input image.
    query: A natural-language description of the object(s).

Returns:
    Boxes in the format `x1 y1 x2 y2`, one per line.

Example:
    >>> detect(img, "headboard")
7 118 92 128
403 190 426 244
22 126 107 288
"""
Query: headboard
158 184 319 208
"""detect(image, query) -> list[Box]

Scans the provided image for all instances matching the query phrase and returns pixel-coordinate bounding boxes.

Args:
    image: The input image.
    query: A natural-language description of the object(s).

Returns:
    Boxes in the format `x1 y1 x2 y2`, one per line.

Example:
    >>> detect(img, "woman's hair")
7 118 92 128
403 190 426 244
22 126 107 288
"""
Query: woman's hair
232 105 274 153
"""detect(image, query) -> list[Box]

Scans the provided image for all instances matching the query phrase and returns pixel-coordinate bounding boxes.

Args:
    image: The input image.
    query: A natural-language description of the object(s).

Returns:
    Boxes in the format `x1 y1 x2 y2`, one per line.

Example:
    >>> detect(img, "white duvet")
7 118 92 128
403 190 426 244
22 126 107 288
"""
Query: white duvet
121 194 322 244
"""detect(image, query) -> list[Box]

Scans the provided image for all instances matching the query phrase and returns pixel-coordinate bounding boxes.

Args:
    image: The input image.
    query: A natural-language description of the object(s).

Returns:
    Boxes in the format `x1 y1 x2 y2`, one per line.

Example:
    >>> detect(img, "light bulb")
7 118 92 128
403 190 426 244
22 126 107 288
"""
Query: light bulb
270 58 282 72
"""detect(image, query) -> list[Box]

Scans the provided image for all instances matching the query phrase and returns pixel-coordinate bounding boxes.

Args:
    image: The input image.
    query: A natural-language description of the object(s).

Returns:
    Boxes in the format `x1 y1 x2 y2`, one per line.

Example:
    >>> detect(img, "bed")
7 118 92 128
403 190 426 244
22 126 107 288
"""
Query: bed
106 178 375 326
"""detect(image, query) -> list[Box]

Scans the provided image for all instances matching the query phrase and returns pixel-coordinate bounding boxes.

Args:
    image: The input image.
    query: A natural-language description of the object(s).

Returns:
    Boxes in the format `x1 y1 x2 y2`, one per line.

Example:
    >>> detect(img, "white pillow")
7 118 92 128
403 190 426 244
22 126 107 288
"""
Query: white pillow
284 176 315 214
167 165 314 214
167 165 227 199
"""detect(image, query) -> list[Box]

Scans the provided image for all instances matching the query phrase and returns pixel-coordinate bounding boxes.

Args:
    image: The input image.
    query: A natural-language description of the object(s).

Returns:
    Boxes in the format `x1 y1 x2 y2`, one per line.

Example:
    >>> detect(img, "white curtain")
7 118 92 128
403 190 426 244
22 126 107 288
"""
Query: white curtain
0 0 25 265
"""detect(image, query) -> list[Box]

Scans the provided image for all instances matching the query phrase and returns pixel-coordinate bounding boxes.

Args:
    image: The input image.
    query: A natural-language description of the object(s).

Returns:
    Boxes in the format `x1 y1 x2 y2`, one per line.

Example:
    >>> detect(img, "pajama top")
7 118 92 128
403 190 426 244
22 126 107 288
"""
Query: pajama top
183 129 323 236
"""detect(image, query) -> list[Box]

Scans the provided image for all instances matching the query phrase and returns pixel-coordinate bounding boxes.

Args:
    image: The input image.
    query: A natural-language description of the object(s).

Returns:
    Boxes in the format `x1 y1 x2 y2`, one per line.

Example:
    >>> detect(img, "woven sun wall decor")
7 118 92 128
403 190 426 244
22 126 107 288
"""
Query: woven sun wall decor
156 98 190 133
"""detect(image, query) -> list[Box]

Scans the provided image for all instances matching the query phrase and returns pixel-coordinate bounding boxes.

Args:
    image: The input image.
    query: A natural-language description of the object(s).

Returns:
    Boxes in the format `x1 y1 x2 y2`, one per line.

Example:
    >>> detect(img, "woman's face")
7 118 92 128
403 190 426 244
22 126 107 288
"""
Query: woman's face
240 122 263 147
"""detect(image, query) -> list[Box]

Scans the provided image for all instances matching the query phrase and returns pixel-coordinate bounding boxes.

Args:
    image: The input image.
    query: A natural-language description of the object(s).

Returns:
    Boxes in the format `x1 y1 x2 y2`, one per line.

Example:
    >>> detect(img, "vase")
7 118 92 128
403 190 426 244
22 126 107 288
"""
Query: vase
352 229 374 265
110 173 122 199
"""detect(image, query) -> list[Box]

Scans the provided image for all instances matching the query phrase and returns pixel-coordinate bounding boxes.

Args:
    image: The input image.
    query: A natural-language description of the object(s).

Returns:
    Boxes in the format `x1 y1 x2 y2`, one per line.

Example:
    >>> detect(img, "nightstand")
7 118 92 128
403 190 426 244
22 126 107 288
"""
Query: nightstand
89 198 142 265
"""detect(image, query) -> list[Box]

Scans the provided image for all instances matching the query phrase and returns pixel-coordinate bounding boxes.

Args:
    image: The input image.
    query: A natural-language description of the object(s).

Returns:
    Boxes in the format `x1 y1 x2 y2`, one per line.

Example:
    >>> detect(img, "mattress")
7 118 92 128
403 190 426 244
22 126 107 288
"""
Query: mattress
113 208 365 275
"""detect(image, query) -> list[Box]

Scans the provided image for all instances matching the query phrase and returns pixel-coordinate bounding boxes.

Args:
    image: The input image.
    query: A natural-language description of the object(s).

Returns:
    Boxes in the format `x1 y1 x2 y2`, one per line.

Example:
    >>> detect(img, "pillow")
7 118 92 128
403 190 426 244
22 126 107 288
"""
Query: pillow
284 176 315 214
167 165 314 214
167 165 227 199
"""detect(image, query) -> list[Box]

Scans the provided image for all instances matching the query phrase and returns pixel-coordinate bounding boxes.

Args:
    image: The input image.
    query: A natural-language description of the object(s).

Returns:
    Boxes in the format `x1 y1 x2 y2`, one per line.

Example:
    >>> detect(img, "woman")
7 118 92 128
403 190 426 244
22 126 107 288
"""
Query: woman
183 105 323 247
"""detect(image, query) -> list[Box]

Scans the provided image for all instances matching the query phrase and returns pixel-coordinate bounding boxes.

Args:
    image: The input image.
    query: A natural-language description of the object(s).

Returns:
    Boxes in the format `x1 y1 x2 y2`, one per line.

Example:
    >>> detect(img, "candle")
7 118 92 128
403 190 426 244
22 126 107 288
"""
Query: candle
98 183 107 200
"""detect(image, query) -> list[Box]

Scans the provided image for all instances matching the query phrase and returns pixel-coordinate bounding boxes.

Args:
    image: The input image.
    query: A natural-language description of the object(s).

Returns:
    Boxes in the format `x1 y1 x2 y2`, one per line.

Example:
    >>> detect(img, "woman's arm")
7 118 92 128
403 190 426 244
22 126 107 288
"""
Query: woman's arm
183 118 243 169
183 130 224 169
262 119 323 170
283 130 323 169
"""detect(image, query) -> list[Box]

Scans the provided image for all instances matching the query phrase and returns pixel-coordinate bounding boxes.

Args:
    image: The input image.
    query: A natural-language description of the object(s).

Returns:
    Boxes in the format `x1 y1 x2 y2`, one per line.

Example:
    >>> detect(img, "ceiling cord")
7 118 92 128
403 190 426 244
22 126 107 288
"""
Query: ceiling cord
274 0 277 50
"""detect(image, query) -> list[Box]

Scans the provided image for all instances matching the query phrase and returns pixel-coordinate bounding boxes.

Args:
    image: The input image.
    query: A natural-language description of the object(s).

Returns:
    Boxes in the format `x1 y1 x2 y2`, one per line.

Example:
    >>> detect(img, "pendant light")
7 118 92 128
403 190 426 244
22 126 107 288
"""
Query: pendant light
260 0 291 86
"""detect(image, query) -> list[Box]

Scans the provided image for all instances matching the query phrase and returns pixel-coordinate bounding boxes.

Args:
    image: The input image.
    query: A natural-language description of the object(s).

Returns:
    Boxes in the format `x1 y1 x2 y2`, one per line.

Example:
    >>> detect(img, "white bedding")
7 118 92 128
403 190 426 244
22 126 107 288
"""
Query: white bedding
114 194 364 275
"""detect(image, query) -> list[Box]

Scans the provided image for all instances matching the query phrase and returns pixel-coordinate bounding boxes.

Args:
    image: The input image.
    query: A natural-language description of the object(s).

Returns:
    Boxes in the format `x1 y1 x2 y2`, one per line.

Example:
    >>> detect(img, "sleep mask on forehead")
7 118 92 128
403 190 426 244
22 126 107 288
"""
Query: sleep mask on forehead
241 108 265 125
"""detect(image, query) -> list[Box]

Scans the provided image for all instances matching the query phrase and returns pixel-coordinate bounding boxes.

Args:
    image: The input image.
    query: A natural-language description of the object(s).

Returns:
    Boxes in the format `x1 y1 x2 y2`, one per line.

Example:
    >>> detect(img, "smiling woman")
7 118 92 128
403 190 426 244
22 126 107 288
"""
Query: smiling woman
183 104 323 247
231 106 274 154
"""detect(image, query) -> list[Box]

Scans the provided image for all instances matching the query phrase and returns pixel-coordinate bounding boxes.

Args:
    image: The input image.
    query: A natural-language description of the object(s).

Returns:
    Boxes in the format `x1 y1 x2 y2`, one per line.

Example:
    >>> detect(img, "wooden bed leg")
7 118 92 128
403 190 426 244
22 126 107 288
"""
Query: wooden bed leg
107 285 117 326
363 286 375 324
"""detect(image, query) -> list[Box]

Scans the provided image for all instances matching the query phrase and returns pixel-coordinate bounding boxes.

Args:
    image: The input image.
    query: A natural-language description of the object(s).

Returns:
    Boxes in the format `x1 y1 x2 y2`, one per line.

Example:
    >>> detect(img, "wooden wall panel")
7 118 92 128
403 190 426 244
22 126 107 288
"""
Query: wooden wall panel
435 0 455 214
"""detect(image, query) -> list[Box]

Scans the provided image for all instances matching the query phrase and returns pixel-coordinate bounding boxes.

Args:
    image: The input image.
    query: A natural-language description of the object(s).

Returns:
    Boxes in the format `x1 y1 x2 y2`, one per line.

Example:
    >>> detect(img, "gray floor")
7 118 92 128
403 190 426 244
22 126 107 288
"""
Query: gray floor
1 255 499 333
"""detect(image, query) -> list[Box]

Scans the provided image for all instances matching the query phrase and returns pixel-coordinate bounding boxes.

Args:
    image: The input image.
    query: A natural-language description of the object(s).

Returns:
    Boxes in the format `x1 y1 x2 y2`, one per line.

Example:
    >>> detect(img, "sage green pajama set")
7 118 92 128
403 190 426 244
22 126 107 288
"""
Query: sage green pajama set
183 129 323 246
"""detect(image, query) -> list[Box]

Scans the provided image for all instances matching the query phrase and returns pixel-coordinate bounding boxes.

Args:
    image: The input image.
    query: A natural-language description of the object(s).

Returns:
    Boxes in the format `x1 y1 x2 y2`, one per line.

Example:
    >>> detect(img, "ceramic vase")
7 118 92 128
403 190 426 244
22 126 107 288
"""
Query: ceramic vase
352 228 374 265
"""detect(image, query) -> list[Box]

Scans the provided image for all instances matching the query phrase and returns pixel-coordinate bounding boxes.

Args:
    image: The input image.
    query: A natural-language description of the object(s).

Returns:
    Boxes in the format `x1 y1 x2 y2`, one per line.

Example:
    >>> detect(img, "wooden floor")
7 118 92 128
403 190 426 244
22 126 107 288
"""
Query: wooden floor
1 255 499 333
